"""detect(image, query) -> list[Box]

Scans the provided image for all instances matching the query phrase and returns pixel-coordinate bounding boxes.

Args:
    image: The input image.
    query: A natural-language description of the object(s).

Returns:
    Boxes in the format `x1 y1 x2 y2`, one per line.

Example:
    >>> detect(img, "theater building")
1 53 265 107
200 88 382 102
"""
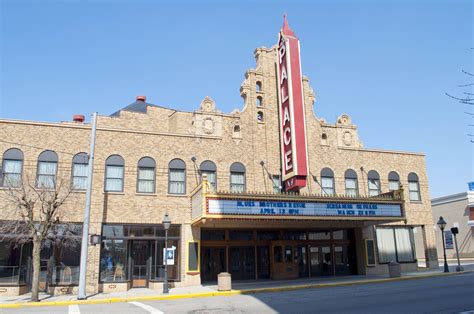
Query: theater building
0 18 439 296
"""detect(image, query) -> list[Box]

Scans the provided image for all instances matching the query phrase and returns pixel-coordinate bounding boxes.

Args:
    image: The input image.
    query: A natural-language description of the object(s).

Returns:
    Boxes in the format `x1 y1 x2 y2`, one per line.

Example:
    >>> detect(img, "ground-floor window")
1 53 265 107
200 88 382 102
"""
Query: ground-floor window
0 223 82 287
100 224 181 286
0 242 30 284
376 227 415 263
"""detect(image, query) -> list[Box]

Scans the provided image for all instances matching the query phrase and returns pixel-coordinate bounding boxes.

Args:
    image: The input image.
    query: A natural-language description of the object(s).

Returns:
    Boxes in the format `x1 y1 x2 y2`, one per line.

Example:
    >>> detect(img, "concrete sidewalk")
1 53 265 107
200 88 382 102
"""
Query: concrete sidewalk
1 262 472 308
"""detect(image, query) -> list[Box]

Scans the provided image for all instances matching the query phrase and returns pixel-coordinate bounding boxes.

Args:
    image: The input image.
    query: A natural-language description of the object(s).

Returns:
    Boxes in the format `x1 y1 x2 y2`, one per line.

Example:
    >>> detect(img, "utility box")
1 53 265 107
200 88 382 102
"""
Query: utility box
217 272 232 291
388 261 401 278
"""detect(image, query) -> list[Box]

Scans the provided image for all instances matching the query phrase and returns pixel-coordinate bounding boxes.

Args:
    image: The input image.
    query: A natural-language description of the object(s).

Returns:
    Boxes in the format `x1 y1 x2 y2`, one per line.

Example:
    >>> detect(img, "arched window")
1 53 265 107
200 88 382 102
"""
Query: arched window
388 171 400 191
72 153 88 190
320 168 335 195
256 96 263 107
367 170 381 196
105 155 124 192
37 150 58 188
169 159 186 194
257 111 264 122
256 81 262 92
230 162 245 192
344 169 358 196
200 160 217 190
137 157 156 193
2 148 23 187
408 172 421 201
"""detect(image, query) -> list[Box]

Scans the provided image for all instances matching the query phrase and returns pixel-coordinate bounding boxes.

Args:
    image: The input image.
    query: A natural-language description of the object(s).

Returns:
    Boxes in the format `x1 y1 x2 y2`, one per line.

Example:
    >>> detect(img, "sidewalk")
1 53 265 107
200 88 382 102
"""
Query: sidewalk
1 263 472 308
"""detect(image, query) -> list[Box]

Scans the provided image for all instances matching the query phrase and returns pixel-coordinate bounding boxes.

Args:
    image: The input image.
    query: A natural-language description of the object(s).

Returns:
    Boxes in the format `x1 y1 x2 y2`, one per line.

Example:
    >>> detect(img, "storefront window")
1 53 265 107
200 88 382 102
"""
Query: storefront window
43 239 81 285
151 239 180 281
100 239 128 282
376 227 415 263
0 242 29 284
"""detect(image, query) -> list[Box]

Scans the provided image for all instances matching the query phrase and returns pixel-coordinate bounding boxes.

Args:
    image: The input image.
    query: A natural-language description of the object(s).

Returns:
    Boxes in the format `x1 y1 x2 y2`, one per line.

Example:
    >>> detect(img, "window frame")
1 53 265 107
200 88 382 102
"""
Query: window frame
137 157 156 194
105 155 125 192
230 162 246 193
168 159 186 195
376 227 416 263
320 168 335 196
1 148 24 188
71 152 89 191
388 171 400 192
367 170 381 196
344 169 358 197
36 150 58 189
408 172 421 201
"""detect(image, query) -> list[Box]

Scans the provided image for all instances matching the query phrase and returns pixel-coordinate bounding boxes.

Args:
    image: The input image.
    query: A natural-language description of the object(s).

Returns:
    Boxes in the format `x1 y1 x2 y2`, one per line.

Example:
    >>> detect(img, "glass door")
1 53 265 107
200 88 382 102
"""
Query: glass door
296 245 308 277
131 241 150 287
257 246 270 279
321 246 333 276
309 246 321 277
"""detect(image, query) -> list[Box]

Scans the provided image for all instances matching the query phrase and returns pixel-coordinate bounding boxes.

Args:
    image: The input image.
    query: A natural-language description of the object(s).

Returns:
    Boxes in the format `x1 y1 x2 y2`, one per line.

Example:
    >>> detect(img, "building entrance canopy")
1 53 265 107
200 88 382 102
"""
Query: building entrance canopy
191 179 405 224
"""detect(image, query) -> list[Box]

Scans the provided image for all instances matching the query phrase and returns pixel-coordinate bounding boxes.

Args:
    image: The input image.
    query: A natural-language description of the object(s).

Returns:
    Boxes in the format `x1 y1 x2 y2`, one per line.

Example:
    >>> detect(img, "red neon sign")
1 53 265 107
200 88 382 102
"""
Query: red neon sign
277 16 308 192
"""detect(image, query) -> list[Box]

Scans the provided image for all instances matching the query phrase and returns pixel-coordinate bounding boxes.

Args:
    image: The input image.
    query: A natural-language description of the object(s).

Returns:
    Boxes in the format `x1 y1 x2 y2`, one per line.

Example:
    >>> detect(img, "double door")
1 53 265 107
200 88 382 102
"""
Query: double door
309 244 355 276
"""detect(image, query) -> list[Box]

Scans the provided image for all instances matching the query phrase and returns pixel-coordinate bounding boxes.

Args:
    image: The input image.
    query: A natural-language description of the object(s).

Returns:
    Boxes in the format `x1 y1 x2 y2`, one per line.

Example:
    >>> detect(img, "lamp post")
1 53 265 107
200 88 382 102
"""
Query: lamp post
437 216 449 273
162 213 171 294
450 227 464 272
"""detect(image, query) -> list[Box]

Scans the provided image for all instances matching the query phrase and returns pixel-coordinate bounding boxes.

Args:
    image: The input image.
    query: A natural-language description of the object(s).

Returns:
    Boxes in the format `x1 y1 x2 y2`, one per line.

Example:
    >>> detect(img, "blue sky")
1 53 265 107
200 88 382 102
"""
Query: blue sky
1 0 472 198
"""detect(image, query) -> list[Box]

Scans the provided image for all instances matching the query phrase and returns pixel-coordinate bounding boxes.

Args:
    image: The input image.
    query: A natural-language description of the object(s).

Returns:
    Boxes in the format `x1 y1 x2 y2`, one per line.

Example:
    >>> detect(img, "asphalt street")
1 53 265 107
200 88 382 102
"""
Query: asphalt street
2 272 473 314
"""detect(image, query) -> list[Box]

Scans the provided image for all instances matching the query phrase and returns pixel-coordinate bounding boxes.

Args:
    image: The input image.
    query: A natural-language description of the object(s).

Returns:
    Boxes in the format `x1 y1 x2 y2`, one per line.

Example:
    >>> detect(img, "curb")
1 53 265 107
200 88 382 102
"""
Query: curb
1 270 472 309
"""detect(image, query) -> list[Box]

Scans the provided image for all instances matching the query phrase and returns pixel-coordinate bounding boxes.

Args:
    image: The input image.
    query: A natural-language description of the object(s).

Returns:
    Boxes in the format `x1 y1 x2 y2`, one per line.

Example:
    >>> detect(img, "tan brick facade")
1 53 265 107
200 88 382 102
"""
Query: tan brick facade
0 42 438 295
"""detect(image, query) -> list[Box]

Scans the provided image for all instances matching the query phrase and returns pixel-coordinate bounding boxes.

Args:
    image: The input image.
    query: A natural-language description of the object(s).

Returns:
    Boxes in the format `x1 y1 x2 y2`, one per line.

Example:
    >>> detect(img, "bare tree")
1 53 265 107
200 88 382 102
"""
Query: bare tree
0 175 78 302
446 50 474 143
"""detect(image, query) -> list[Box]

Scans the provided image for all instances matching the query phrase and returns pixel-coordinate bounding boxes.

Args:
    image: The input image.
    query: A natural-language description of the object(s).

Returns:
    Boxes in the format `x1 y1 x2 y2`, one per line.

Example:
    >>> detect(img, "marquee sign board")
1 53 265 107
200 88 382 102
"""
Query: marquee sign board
207 199 402 218
277 17 308 192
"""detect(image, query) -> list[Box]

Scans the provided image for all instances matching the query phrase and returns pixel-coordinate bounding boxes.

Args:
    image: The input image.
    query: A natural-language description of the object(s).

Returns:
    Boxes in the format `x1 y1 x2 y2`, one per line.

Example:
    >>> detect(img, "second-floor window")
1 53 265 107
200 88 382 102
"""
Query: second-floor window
169 159 186 194
272 175 281 193
344 169 358 197
37 150 58 189
1 148 23 188
72 153 89 190
105 155 124 192
367 170 381 196
137 157 156 193
388 171 400 191
408 172 421 201
321 168 335 196
230 162 246 193
200 160 217 191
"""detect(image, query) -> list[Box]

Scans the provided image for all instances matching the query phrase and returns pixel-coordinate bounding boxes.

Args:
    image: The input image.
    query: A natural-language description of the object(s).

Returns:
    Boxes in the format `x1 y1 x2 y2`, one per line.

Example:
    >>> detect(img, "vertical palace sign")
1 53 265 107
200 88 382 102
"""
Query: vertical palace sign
277 16 309 192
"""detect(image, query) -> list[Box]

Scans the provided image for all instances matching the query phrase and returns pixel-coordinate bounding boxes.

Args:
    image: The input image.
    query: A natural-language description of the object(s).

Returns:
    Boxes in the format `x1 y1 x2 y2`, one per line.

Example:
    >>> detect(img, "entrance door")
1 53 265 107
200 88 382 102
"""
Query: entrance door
131 241 150 287
309 245 334 276
257 246 270 279
271 241 298 280
229 247 255 280
296 245 308 277
201 247 226 282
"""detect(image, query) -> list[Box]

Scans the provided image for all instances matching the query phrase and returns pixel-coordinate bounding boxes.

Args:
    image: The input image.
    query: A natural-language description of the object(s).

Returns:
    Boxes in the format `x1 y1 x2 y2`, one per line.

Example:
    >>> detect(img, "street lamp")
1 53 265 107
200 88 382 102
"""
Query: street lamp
437 216 449 273
162 213 171 294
